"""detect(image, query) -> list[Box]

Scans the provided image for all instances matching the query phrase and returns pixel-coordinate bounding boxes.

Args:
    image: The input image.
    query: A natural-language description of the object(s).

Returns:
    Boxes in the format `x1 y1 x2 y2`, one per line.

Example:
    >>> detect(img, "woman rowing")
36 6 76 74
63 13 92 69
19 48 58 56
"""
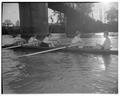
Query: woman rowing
27 34 58 47
70 30 84 48
14 34 26 45
28 34 41 46
40 34 55 47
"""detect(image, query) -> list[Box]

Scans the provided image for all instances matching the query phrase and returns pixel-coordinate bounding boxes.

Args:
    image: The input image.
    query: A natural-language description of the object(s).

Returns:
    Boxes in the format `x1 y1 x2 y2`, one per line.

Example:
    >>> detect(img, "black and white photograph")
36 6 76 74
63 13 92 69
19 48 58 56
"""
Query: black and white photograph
1 1 118 94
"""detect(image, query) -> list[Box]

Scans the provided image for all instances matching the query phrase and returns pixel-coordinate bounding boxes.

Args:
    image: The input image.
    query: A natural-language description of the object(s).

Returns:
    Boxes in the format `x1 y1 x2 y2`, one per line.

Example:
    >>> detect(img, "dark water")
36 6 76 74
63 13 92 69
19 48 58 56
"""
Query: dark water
2 34 118 93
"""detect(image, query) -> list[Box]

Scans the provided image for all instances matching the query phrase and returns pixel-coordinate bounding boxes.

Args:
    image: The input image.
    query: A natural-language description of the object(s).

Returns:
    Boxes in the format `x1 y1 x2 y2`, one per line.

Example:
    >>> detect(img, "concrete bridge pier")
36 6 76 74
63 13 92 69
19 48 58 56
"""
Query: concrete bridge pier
19 3 48 39
66 11 80 37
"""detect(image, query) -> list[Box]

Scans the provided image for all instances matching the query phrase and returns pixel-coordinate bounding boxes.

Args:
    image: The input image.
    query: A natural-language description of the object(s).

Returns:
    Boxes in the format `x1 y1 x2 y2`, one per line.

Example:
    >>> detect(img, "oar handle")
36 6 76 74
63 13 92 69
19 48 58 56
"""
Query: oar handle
3 45 22 49
3 43 30 49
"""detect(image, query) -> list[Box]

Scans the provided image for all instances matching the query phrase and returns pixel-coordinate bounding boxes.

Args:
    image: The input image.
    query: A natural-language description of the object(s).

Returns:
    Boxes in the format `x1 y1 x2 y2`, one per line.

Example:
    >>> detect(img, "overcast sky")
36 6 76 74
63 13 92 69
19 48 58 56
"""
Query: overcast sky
2 3 19 24
2 3 116 24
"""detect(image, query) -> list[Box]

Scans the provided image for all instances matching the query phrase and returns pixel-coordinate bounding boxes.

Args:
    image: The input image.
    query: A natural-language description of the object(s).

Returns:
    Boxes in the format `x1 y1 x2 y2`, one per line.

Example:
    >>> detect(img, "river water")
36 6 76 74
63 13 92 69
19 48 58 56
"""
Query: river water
2 34 118 93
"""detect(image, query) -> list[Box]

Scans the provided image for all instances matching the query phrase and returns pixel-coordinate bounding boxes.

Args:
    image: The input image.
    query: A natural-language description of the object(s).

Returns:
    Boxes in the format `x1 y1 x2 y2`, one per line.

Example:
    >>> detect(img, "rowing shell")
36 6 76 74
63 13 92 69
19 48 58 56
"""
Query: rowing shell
62 47 118 55
3 45 118 55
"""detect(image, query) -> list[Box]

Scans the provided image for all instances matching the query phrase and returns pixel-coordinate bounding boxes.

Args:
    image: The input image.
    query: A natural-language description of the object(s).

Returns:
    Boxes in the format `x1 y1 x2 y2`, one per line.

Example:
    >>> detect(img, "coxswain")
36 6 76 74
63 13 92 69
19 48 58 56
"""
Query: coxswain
95 32 111 50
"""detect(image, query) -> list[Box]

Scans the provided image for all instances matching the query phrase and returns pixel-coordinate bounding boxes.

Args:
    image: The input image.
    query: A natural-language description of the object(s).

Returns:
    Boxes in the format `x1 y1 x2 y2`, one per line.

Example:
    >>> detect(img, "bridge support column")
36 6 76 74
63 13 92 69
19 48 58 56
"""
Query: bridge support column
19 3 48 39
66 11 82 37
66 13 78 37
66 16 75 37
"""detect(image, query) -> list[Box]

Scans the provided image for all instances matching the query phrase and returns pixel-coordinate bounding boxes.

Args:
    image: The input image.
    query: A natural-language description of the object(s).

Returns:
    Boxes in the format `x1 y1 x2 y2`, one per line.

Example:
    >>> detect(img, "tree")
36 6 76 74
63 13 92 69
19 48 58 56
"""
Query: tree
2 22 6 27
76 3 94 15
4 19 13 27
70 3 94 33
106 3 118 23
106 7 118 22
53 11 64 24
15 20 20 26
106 2 118 32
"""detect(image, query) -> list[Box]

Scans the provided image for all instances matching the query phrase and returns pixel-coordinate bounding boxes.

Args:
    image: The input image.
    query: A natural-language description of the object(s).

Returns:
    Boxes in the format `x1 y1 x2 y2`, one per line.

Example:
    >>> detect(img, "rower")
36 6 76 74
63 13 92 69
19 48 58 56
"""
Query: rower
40 34 55 47
95 32 111 50
14 34 26 45
71 31 84 48
28 34 41 46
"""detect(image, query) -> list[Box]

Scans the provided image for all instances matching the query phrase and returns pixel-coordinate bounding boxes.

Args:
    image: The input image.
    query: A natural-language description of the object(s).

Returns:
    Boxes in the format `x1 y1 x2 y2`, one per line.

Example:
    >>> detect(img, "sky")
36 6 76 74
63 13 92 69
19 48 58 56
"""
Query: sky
2 3 19 24
2 2 116 24
89 3 110 23
90 2 117 23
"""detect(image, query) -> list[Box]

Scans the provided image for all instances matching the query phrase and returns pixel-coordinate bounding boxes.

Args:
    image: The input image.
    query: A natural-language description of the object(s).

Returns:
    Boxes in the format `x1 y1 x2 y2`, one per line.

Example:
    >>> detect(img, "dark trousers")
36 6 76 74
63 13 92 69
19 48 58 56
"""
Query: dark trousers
40 42 49 47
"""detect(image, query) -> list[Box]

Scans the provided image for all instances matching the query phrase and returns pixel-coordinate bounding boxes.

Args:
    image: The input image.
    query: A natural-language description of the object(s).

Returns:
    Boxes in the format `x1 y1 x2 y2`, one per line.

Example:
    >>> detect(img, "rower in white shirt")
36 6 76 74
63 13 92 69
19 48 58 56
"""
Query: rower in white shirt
28 35 38 43
28 34 41 46
71 31 84 48
95 32 111 50
41 34 55 47
14 34 26 45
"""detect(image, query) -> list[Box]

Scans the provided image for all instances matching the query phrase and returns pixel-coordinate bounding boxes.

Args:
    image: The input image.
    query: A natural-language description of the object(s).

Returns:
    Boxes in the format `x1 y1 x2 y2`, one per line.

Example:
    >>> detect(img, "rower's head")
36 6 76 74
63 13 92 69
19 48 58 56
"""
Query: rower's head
104 32 109 38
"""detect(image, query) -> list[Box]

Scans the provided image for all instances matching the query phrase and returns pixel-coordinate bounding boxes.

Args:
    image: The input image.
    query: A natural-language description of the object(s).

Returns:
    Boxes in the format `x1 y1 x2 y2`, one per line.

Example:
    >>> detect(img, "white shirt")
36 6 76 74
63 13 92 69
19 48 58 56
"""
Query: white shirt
14 36 26 42
43 37 55 47
28 37 38 43
15 36 22 41
43 37 51 43
102 37 111 49
71 36 84 48
71 36 82 44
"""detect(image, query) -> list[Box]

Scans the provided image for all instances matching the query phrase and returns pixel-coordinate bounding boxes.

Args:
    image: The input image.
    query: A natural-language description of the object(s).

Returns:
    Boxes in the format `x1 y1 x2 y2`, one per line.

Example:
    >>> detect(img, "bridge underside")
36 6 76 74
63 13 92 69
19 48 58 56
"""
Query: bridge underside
19 2 81 39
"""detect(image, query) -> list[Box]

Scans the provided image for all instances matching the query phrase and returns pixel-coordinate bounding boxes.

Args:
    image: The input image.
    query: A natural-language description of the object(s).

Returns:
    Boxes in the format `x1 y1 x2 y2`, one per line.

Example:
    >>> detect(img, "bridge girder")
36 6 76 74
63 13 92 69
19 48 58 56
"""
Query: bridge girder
19 2 85 38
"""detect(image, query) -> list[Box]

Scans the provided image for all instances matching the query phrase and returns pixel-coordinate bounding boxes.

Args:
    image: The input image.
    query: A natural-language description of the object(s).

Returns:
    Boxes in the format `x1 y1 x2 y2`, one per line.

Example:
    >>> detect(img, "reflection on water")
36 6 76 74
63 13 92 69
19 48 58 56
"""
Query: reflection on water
2 35 118 93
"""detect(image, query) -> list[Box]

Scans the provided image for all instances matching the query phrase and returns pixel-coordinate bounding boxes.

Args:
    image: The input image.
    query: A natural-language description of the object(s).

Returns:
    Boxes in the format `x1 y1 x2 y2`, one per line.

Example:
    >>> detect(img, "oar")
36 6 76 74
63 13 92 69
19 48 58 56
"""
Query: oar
3 44 22 49
17 43 79 58
3 43 30 50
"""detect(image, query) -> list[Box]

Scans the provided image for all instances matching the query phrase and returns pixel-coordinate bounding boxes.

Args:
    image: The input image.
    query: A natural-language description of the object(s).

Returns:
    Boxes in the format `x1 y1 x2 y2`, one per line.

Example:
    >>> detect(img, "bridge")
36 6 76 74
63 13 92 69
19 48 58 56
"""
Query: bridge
19 2 88 38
